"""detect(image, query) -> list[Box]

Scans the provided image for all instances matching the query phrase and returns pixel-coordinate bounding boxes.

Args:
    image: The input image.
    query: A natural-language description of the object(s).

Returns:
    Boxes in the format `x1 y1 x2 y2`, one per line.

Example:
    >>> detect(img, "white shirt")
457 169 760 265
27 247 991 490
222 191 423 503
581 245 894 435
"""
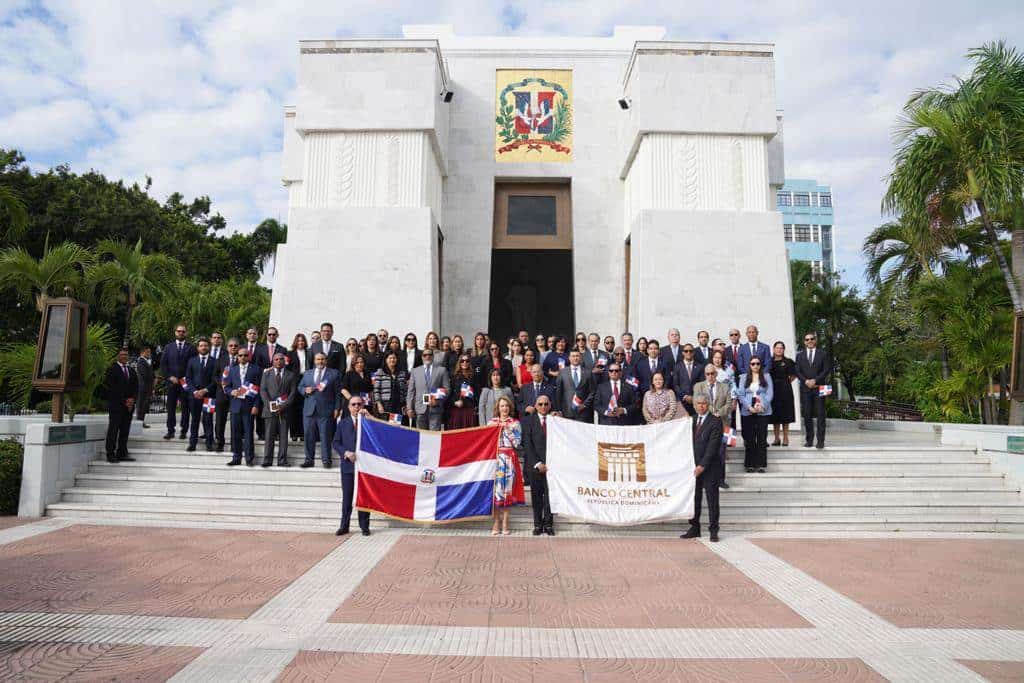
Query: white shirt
406 349 416 369
297 352 307 374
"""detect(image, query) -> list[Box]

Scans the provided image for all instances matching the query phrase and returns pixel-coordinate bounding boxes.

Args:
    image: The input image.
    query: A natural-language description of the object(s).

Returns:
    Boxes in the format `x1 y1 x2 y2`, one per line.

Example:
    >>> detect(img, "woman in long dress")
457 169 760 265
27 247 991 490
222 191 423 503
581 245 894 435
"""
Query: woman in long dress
490 395 524 535
769 341 797 446
446 354 478 430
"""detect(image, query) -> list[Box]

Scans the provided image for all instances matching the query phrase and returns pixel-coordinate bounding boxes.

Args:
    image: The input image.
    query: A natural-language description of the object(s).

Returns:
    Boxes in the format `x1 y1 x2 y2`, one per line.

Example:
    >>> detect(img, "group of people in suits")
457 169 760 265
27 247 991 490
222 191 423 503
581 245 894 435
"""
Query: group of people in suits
106 321 832 540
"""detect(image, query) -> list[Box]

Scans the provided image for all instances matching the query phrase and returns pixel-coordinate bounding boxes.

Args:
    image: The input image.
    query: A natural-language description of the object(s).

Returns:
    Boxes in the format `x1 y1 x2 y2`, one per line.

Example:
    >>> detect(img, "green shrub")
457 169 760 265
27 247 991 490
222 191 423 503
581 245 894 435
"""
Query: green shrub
0 439 23 515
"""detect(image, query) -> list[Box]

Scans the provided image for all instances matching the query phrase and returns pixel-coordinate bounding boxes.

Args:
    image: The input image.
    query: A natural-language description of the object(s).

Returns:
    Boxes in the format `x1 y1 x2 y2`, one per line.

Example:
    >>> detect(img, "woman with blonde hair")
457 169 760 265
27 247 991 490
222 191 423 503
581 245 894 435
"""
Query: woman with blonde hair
490 395 524 535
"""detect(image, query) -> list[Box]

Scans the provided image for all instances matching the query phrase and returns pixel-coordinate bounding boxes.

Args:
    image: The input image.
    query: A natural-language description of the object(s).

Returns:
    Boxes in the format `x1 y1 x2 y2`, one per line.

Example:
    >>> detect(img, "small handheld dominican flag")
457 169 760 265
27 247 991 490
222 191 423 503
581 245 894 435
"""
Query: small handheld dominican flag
430 387 448 400
179 377 192 392
360 392 371 404
459 382 474 399
242 382 259 398
317 381 327 392
356 418 500 522
557 358 566 369
572 393 584 411
625 375 639 389
596 356 607 368
604 393 618 417
722 427 737 446
202 397 216 413
819 385 833 397
221 367 230 379
386 412 403 424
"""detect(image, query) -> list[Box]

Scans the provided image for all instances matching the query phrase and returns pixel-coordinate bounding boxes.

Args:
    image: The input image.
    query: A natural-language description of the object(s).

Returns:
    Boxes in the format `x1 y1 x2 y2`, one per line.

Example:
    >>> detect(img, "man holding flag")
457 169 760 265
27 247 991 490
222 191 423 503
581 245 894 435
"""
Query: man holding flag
406 349 449 431
225 347 262 466
298 352 341 468
184 338 217 453
594 363 635 426
332 395 371 536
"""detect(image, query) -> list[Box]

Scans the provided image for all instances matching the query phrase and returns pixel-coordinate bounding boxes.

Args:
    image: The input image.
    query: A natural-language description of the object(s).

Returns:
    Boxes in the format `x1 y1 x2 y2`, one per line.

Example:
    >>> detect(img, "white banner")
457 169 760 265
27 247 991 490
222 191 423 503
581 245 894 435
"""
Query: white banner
547 416 695 526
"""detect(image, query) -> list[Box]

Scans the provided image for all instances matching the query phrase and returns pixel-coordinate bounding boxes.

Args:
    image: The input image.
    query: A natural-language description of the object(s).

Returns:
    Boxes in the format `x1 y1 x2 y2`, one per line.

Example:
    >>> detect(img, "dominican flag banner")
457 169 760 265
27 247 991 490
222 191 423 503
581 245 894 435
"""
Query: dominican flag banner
356 418 500 522
572 393 584 410
625 375 639 389
386 412 402 424
819 385 833 397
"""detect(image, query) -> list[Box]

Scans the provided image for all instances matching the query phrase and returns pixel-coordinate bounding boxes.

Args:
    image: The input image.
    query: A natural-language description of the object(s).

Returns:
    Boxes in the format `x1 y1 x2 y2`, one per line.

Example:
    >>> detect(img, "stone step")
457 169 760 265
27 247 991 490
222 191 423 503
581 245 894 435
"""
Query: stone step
74 471 1009 495
58 488 1024 516
45 503 1024 533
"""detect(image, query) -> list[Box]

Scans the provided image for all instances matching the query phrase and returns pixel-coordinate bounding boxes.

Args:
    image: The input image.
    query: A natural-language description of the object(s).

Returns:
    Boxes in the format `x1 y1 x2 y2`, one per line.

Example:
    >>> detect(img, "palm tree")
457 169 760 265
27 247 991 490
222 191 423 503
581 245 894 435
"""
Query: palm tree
0 239 93 310
805 274 868 398
87 238 182 346
249 218 287 273
884 41 1024 313
862 217 989 291
0 185 28 241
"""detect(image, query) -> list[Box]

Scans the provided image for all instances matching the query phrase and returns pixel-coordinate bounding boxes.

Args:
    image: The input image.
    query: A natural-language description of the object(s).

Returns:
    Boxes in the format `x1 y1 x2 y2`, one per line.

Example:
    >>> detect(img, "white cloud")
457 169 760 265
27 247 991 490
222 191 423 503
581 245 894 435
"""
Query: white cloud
1 0 1023 287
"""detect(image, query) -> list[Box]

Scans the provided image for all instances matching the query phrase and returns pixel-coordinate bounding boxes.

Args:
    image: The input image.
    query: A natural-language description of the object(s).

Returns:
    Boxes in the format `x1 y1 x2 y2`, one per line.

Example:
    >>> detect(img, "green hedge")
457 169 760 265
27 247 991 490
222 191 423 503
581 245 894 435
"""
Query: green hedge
0 439 23 515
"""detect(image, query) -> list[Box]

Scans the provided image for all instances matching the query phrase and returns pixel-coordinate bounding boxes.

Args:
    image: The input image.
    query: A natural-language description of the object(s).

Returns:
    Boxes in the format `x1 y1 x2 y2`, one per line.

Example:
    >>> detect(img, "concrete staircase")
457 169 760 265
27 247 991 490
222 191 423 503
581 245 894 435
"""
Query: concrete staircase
45 429 1024 533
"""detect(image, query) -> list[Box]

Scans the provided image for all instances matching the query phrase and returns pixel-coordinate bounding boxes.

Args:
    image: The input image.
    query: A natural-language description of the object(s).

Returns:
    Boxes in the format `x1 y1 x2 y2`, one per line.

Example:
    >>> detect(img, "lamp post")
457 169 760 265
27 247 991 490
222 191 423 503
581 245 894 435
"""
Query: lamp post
31 291 89 422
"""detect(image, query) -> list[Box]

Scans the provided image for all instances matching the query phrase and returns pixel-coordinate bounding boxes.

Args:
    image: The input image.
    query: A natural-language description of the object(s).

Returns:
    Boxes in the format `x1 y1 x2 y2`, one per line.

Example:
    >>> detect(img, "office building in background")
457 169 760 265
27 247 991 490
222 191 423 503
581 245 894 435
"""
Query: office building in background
777 179 835 275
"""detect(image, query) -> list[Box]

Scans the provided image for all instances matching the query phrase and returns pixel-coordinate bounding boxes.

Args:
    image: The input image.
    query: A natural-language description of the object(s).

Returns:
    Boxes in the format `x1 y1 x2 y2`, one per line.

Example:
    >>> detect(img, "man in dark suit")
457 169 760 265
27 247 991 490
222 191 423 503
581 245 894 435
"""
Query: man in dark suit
299 351 341 467
672 344 704 416
660 328 684 367
184 338 217 452
724 328 743 372
159 324 195 440
332 395 372 536
518 363 557 417
104 348 137 463
521 395 554 536
554 350 592 422
253 327 287 370
634 339 673 394
310 322 345 373
594 364 636 425
619 332 639 373
213 337 239 452
134 345 154 428
694 330 713 365
260 351 297 466
582 333 609 386
795 332 831 449
681 394 724 542
225 347 262 466
736 324 773 374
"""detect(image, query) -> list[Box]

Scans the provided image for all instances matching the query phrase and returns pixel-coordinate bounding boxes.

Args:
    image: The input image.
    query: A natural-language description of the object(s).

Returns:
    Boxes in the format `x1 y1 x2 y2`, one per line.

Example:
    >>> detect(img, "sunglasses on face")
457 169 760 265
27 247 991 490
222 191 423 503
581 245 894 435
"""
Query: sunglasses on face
609 369 621 373
750 362 761 366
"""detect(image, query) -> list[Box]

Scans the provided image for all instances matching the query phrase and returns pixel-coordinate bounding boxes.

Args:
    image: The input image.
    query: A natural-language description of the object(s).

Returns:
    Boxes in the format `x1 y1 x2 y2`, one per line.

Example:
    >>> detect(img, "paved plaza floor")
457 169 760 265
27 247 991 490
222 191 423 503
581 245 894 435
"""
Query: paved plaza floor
0 518 1022 681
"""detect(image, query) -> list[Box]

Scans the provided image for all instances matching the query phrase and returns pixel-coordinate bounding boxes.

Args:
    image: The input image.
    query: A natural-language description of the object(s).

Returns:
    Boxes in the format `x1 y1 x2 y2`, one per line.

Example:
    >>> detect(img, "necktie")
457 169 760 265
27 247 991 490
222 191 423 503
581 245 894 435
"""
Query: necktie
201 356 206 369
750 343 756 357
177 341 183 352
572 367 579 386
626 350 631 363
733 345 739 361
697 415 704 430
425 365 431 385
613 381 620 401
686 362 691 374
810 349 815 365
315 368 322 385
534 383 540 394
541 416 546 434
277 369 282 380
650 359 655 372
121 364 128 378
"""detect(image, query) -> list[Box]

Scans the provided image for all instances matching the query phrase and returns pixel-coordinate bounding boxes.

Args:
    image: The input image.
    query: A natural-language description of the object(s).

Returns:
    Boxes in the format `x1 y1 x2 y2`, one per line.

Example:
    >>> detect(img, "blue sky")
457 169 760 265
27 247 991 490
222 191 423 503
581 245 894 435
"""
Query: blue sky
2 0 1023 291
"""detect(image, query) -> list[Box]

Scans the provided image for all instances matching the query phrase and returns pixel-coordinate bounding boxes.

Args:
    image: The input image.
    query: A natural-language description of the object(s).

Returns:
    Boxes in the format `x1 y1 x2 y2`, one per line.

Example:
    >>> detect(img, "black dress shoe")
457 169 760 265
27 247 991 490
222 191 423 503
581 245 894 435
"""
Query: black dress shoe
186 445 196 452
118 455 135 462
106 455 118 463
720 481 730 490
278 461 290 467
227 459 241 466
745 467 754 473
335 527 349 536
816 442 825 449
178 431 187 439
361 529 371 536
215 446 224 453
804 441 813 448
544 527 555 536
261 460 272 468
245 460 254 467
142 423 151 429
322 460 333 468
163 433 173 440
532 527 543 536
680 527 701 539
710 532 720 542
757 467 765 473
300 461 314 468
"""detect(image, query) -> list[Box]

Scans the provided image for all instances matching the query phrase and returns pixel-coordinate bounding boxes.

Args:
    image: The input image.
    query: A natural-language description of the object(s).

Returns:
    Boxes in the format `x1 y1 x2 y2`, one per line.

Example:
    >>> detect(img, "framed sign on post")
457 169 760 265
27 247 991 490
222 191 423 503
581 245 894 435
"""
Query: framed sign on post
32 296 89 421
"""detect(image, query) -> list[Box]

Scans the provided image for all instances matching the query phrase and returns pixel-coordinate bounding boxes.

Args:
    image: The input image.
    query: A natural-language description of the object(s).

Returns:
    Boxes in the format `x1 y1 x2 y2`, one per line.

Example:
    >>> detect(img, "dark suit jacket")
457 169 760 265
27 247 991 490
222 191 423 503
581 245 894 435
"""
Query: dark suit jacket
724 344 744 372
398 348 423 373
285 348 313 376
474 356 514 391
298 367 341 417
692 413 724 483
105 362 138 411
581 348 609 372
260 367 298 418
214 354 235 402
331 414 360 474
518 381 557 416
620 348 641 373
253 342 288 370
135 357 154 391
225 363 262 414
310 340 345 373
737 341 773 374
184 355 218 399
693 346 713 365
660 345 685 368
520 412 549 472
159 341 195 384
795 347 831 386
594 380 636 425
672 361 705 404
634 356 674 393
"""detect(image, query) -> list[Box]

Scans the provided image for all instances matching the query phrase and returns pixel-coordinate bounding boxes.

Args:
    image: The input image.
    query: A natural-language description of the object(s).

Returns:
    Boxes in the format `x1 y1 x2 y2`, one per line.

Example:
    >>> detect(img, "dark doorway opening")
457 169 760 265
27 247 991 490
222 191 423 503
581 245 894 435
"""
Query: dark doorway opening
488 249 574 344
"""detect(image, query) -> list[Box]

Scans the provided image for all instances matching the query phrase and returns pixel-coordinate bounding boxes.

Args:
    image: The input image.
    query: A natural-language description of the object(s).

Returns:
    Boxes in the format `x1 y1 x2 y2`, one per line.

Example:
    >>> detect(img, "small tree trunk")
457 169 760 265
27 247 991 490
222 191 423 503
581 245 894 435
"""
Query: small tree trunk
977 200 1023 311
123 287 135 348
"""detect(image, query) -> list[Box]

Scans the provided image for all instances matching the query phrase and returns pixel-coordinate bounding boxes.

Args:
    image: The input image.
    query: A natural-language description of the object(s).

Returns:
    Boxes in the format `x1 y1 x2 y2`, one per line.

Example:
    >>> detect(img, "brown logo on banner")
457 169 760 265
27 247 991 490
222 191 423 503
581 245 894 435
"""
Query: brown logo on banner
597 442 646 482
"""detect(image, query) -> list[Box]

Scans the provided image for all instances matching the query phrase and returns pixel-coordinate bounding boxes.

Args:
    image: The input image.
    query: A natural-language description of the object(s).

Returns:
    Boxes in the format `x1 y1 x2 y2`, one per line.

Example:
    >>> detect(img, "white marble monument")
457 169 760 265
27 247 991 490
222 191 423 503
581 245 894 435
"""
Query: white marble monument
269 25 794 352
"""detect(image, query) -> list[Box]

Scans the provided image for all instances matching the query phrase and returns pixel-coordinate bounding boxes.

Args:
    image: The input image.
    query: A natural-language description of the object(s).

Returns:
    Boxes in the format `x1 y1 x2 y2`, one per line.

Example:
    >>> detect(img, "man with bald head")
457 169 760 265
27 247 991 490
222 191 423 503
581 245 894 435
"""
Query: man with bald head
261 352 297 467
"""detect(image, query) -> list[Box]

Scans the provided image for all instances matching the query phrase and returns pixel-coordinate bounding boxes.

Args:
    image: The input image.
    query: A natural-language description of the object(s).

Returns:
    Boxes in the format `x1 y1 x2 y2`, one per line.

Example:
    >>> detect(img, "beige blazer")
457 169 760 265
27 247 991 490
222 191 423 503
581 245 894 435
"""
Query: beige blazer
693 380 732 423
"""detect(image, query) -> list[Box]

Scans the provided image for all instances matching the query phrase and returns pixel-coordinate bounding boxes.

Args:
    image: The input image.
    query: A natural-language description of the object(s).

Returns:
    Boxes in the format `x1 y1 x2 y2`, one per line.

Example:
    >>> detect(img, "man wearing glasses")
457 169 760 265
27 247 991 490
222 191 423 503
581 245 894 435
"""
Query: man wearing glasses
253 327 287 442
795 332 831 448
225 347 262 466
332 396 371 536
160 324 196 440
594 363 635 426
521 394 555 536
